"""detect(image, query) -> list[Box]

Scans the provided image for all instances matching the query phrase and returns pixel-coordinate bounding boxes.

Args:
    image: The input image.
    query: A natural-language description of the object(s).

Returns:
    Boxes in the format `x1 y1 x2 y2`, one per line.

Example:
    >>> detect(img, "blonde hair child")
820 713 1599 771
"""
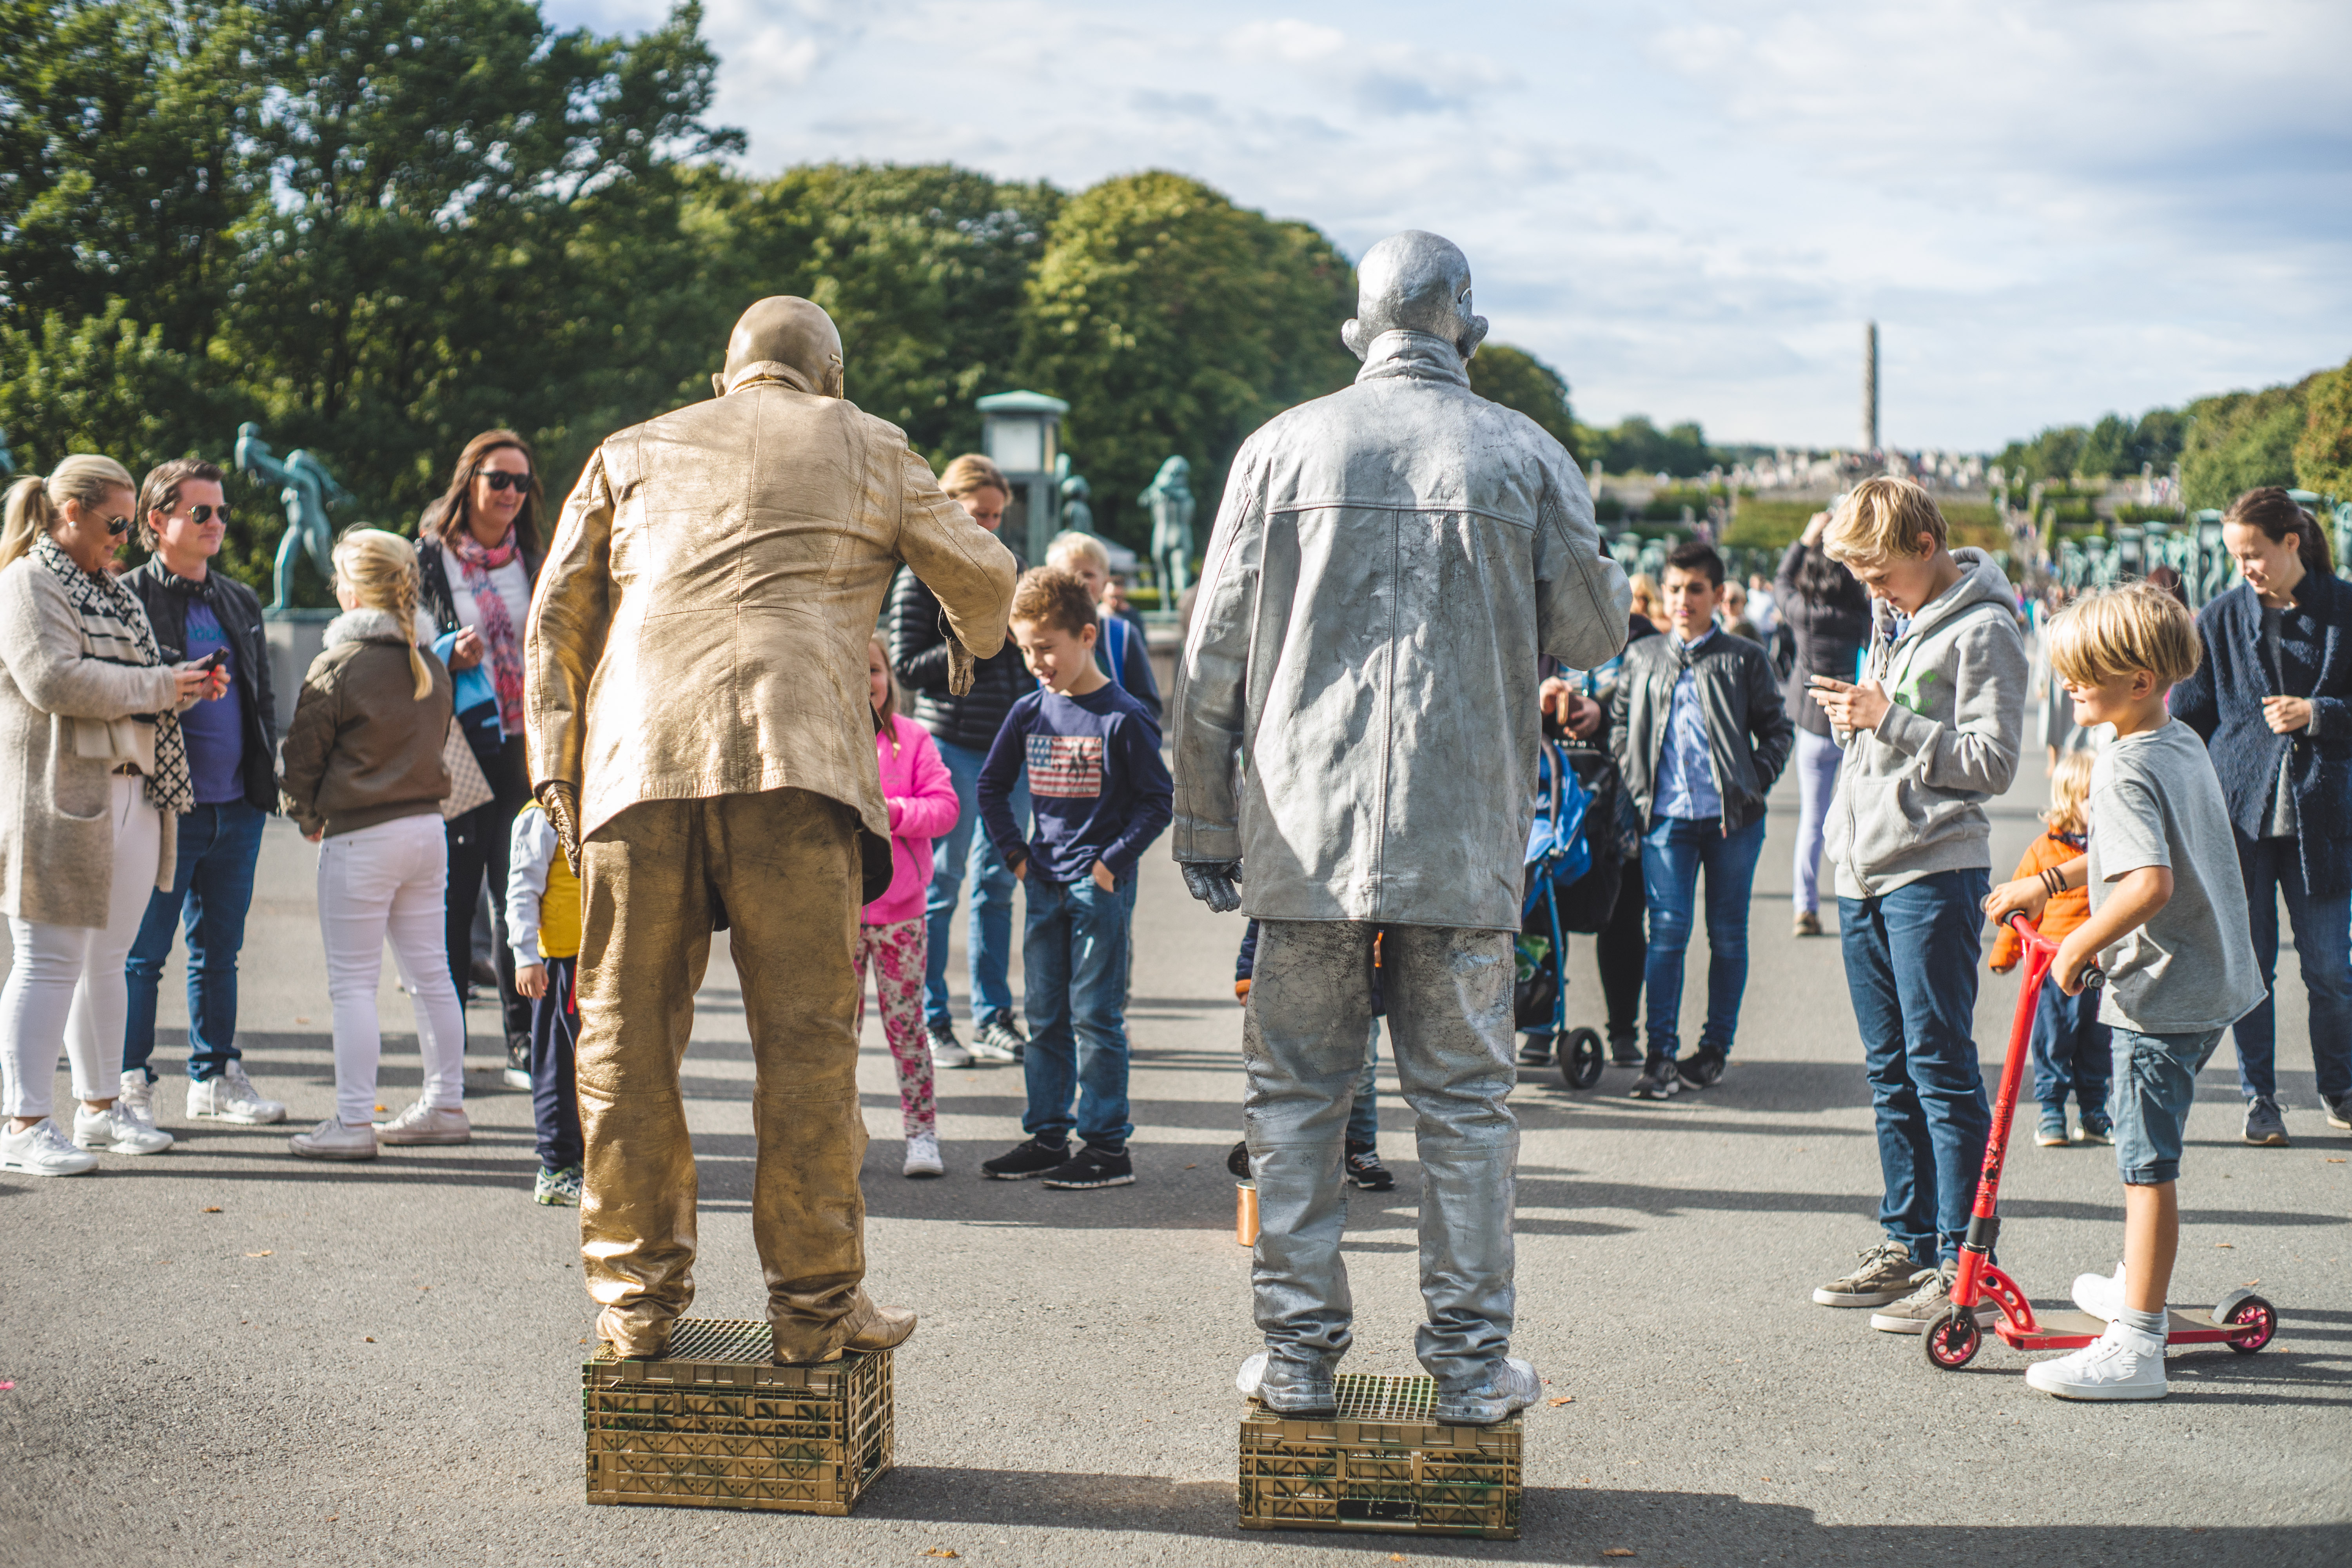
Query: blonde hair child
331 528 434 699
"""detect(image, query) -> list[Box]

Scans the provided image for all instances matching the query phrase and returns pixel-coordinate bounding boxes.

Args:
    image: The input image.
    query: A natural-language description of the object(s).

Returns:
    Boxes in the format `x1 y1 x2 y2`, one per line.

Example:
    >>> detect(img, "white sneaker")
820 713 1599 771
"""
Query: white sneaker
74 1101 174 1154
115 1071 171 1143
903 1131 945 1178
2025 1321 2168 1400
2070 1262 2128 1323
187 1062 287 1125
290 1117 377 1160
0 1117 100 1176
374 1102 470 1145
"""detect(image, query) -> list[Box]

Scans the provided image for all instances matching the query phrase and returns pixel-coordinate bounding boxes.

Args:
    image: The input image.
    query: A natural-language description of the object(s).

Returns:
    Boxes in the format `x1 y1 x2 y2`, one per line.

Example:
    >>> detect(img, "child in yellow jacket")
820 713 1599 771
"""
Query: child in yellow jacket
1990 751 2111 1147
507 799 583 1204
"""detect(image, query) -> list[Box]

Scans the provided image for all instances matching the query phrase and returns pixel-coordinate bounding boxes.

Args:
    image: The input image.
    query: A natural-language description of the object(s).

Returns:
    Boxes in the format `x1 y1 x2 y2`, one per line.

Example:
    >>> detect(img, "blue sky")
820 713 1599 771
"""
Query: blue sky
546 0 2352 452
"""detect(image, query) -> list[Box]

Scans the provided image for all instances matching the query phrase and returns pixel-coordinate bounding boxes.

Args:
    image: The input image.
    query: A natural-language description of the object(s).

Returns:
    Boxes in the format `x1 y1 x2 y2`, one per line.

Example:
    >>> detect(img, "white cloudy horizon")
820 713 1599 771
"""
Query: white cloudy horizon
547 0 2352 454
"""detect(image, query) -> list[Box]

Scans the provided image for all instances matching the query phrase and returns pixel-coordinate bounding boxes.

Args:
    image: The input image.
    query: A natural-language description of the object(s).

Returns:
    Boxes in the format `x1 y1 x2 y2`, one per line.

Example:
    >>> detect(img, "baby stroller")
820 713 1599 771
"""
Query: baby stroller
1515 737 1621 1089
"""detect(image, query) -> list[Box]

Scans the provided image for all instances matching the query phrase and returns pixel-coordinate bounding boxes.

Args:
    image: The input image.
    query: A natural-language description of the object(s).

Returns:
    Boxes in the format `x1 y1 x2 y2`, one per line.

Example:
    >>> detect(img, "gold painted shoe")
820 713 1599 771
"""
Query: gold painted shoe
844 1304 917 1353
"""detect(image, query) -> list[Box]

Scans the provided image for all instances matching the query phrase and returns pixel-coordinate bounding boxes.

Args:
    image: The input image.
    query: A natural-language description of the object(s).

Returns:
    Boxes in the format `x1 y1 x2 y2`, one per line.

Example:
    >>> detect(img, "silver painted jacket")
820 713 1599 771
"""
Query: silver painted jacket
1170 331 1633 931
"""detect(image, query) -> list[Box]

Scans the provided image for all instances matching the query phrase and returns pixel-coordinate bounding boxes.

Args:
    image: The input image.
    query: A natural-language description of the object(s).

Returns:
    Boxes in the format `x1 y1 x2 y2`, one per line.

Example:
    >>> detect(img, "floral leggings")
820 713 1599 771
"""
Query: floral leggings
855 918 936 1137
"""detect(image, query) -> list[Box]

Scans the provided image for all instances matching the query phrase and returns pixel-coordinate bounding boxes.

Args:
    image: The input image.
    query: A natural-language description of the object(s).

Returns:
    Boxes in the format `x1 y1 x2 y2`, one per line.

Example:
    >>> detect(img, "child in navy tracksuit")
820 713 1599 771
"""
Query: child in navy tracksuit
976 568 1172 1191
506 800 582 1205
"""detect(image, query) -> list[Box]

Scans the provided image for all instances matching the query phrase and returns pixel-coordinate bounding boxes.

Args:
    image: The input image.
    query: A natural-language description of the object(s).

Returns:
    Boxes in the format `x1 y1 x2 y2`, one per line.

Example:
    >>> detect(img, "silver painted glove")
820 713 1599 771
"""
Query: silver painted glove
1182 860 1244 913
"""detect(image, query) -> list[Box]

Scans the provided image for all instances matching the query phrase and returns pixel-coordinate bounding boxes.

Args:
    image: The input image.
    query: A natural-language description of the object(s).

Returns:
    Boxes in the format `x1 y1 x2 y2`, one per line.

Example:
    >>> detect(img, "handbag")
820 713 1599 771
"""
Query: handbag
439 718 495 820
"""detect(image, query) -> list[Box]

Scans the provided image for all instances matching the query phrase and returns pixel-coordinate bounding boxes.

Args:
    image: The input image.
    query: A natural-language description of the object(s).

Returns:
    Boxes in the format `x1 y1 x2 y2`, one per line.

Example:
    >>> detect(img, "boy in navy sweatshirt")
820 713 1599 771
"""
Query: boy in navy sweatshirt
977 568 1173 1190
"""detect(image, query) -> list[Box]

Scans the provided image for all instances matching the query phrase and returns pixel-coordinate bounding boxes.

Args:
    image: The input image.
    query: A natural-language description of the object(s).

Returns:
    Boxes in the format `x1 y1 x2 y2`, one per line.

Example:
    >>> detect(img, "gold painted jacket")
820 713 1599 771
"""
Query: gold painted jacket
525 366 1018 847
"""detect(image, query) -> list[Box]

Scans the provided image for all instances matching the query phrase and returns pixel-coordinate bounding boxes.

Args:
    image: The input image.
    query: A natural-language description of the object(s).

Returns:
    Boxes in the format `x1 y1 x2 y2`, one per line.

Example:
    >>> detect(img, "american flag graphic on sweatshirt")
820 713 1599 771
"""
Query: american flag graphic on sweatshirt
1026 733 1104 799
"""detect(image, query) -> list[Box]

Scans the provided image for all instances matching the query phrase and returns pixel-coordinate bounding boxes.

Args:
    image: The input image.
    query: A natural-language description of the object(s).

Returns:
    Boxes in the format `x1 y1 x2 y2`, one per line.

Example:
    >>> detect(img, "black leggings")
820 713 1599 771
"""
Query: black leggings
445 735 532 1057
1594 855 1647 1044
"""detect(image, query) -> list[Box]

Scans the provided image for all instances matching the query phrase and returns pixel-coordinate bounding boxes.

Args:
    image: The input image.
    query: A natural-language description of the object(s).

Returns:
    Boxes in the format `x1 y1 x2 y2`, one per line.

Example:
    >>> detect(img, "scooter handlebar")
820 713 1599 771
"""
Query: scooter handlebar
2005 914 2103 990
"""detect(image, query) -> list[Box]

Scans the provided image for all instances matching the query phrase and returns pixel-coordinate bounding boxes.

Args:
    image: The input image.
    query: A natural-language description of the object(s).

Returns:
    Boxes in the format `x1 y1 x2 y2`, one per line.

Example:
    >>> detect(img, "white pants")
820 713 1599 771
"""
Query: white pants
317 814 466 1126
2 776 162 1119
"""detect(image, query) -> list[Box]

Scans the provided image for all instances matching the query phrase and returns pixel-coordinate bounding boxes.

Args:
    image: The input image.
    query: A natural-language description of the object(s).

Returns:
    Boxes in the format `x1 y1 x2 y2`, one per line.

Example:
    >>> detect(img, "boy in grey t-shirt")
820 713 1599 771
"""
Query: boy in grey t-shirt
1986 583 2263 1401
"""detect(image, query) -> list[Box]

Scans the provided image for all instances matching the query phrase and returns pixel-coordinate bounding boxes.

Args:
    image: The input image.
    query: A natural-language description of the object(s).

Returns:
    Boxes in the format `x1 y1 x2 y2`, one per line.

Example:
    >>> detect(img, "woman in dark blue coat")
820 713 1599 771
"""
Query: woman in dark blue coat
2169 487 2352 1145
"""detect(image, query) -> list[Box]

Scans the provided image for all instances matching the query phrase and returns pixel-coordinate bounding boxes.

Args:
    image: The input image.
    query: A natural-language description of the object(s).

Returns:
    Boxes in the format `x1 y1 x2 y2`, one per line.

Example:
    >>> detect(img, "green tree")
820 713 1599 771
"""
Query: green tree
1466 343 1578 458
1599 416 1714 478
2078 412 2134 478
2294 354 2352 498
1019 171 1356 546
1994 425 2089 483
2181 376 2314 511
687 163 1059 470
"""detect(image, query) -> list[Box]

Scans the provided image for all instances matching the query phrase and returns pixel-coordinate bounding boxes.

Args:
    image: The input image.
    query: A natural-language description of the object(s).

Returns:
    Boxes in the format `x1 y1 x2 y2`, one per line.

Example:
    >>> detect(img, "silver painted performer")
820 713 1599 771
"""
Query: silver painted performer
1171 231 1631 1425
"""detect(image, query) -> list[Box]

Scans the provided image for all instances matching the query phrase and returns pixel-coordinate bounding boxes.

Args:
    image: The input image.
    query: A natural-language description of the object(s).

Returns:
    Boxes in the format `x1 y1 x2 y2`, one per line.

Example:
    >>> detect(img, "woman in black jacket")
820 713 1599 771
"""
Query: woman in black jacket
416 429 545 1087
1775 511 1871 937
887 454 1036 1067
2169 487 2352 1145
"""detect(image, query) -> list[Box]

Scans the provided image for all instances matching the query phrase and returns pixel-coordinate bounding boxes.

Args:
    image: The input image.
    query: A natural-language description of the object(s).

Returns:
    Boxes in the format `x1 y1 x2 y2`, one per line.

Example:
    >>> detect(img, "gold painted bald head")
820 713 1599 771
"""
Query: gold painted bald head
713 297 846 399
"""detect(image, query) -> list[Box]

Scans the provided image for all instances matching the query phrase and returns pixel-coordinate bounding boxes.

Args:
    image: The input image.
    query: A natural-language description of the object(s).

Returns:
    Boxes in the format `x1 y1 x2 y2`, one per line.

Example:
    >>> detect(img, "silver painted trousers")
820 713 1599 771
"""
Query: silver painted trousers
1243 920 1518 1392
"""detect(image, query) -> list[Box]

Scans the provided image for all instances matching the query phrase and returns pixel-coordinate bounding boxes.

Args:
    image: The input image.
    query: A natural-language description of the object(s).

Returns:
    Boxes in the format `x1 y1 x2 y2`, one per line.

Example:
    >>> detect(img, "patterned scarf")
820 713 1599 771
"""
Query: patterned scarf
35 535 192 814
447 523 525 732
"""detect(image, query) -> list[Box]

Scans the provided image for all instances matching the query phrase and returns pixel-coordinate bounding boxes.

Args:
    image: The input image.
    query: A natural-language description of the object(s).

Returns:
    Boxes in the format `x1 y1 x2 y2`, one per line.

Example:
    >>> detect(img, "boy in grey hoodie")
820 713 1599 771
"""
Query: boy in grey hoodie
1802 479 2029 1333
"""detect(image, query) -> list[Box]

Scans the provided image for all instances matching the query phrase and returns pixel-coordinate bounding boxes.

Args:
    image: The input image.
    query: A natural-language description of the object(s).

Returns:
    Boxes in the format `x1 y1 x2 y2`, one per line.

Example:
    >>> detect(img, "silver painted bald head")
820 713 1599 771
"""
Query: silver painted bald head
1341 230 1489 365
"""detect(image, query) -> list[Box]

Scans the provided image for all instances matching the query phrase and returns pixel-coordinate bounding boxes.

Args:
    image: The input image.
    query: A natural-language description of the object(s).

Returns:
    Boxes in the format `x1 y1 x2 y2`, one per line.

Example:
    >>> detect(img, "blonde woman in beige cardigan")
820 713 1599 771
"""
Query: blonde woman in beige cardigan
0 457 220 1176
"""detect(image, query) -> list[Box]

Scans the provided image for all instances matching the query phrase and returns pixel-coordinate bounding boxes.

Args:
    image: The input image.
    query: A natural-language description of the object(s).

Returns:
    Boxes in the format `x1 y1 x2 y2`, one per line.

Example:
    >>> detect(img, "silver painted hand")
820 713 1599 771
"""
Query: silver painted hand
1182 860 1244 913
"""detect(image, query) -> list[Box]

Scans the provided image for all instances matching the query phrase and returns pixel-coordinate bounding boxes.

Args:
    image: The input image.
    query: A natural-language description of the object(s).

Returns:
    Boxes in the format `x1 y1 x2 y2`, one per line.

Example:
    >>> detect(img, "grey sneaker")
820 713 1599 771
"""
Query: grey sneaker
1629 1055 1681 1100
971 1011 1025 1064
1236 1351 1336 1416
2243 1096 2289 1147
1813 1239 1920 1307
187 1062 286 1125
1435 1357 1541 1425
1870 1264 2001 1334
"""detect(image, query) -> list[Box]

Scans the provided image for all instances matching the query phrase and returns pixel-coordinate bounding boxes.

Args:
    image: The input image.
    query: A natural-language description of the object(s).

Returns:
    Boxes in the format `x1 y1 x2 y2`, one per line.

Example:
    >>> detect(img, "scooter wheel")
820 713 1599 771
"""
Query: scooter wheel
1922 1306 1981 1370
2223 1294 2275 1354
1562 1028 1606 1091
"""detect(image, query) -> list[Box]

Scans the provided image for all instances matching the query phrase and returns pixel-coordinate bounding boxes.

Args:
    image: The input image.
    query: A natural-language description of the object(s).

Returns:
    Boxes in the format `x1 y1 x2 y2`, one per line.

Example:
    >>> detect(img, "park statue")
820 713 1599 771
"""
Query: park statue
1141 455 1195 602
1058 470 1094 536
525 296 1017 1364
1169 230 1631 1425
234 422 349 612
0 426 14 477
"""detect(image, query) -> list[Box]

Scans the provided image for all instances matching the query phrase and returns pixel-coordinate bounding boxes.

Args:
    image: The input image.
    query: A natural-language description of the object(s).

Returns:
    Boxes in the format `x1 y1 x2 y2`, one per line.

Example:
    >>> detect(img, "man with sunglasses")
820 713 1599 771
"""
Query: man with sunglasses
119 458 287 1128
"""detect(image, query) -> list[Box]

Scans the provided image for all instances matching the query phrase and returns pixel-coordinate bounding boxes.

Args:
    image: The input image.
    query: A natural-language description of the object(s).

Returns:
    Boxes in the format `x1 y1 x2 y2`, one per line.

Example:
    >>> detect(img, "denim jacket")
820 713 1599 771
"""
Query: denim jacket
1170 331 1632 931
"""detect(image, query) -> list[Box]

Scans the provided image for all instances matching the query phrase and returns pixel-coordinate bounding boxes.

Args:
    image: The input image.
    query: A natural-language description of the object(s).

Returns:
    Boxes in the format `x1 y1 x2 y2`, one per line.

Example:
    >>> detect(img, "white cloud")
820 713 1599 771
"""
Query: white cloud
544 0 2352 449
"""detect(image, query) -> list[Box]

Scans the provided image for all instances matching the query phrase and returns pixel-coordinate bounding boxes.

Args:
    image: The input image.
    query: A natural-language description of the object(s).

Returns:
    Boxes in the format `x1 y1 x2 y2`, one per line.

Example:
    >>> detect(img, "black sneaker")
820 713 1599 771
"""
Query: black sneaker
1344 1142 1394 1192
1630 1056 1681 1100
972 1011 1027 1064
1677 1047 1725 1090
980 1136 1069 1180
926 1020 973 1069
1609 1034 1644 1067
2323 1093 2351 1131
1517 1034 1554 1067
1041 1142 1134 1189
1225 1140 1252 1178
504 1036 532 1091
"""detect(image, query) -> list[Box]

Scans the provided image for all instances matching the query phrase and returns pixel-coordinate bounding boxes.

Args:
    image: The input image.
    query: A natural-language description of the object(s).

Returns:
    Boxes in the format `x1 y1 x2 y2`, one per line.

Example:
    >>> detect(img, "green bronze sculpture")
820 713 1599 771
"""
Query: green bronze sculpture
235 422 349 612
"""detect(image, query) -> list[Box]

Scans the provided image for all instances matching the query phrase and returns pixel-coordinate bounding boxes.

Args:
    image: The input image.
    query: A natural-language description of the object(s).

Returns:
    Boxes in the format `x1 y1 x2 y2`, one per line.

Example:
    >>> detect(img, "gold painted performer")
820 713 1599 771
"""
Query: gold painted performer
525 298 1018 1363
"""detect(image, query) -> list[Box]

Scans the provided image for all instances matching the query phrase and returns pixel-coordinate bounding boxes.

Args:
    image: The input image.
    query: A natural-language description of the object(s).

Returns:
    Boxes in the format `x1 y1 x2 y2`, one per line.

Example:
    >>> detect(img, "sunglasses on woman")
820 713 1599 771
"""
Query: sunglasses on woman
474 469 533 493
96 513 132 537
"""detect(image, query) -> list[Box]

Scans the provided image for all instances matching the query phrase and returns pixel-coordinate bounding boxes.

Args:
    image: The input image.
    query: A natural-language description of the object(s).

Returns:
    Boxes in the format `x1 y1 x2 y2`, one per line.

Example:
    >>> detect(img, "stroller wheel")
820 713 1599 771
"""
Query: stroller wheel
1561 1028 1606 1091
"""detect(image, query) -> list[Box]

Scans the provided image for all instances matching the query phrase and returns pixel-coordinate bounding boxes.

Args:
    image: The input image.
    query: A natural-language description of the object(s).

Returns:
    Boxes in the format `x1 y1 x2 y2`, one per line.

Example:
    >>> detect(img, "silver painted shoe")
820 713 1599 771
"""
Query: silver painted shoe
1434 1357 1540 1425
1235 1351 1337 1416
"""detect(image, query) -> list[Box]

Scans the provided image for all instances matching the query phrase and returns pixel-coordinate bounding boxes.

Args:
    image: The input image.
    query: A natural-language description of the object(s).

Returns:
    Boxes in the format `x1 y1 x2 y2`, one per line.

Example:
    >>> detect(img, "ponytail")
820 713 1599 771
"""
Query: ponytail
331 528 435 700
2224 486 2333 584
1 455 137 572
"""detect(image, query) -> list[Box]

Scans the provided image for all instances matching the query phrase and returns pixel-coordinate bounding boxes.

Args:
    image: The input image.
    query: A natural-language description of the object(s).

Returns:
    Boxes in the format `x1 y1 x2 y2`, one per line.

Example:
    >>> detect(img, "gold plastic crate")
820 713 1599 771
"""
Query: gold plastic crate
583 1318 893 1514
1238 1374 1520 1539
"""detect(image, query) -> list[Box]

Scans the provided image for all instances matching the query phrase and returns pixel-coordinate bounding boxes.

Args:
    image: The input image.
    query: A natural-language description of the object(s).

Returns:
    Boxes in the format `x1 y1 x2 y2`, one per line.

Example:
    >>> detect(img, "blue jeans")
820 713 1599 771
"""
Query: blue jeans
2031 975 2112 1118
924 738 1029 1031
1349 1017 1381 1148
2111 1026 2223 1185
1790 730 1840 916
1020 873 1132 1147
122 799 267 1083
1839 869 1993 1267
2228 832 2352 1102
1639 813 1767 1060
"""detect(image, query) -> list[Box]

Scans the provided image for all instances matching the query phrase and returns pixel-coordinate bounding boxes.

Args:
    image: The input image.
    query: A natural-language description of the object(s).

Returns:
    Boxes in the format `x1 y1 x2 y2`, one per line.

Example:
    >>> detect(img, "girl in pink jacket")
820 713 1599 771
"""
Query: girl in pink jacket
862 638 960 1177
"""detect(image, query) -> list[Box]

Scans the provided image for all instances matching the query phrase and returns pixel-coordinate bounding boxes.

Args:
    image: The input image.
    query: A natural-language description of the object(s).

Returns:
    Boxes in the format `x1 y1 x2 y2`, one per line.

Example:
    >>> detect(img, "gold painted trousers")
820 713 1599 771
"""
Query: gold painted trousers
576 787 882 1361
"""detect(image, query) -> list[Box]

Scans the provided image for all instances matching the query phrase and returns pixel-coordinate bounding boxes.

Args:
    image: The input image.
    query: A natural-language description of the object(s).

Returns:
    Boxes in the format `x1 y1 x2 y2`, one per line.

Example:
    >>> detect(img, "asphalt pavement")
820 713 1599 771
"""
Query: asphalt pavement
2 761 2347 1568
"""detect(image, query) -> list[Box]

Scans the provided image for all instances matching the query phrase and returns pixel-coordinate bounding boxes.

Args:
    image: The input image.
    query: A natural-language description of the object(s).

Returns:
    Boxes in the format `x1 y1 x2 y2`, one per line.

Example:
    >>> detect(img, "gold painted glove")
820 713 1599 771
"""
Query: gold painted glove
947 639 977 697
538 781 583 877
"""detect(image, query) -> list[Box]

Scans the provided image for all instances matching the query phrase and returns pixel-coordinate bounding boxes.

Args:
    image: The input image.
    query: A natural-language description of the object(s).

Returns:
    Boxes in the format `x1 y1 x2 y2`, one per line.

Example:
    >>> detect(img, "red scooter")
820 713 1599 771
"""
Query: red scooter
1920 915 2279 1369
